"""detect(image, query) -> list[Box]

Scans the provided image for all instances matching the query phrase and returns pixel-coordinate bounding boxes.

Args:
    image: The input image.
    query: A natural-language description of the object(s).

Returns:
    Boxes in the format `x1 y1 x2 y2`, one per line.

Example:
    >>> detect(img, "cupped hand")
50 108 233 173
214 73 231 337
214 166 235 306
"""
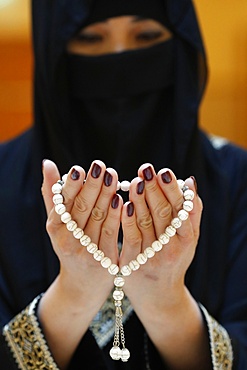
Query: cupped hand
42 159 122 314
120 163 203 317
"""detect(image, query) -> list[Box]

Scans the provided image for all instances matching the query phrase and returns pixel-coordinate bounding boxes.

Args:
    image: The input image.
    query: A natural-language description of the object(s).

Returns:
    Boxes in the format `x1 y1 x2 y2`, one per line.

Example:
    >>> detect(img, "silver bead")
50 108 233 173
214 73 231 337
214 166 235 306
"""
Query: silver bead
178 209 189 221
120 181 130 192
114 276 125 287
55 203 66 215
52 193 63 205
52 182 63 194
152 240 163 252
183 200 194 212
144 246 155 258
110 346 122 360
121 348 130 362
184 189 195 201
136 253 148 265
129 260 140 271
93 250 104 261
61 212 72 224
66 220 77 232
158 233 170 245
165 225 176 237
73 227 84 239
80 234 91 246
171 217 182 229
101 257 112 269
86 242 98 254
121 265 132 276
108 264 119 275
113 289 124 301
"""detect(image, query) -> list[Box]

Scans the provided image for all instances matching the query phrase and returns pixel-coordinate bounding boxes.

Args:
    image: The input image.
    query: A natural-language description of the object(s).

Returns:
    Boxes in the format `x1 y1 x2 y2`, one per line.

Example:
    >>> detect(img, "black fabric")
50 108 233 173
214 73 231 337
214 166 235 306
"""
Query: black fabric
0 0 247 368
83 0 168 28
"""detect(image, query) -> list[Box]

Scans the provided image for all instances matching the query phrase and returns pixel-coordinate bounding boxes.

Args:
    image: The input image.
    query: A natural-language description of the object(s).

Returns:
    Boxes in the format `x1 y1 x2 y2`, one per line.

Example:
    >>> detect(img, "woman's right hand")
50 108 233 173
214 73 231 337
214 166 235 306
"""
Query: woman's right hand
40 159 122 368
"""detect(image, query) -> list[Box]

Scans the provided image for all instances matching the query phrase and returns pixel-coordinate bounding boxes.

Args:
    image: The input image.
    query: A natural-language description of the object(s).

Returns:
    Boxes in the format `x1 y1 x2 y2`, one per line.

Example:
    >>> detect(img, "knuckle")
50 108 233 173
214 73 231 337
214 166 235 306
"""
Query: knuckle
74 196 88 214
138 214 153 230
91 206 106 222
156 202 171 220
101 225 115 239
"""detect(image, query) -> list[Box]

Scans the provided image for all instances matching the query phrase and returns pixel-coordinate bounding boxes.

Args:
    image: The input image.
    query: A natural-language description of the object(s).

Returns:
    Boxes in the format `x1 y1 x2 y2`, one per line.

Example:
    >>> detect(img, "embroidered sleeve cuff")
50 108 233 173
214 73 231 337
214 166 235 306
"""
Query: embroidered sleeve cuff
199 304 233 369
2 295 59 370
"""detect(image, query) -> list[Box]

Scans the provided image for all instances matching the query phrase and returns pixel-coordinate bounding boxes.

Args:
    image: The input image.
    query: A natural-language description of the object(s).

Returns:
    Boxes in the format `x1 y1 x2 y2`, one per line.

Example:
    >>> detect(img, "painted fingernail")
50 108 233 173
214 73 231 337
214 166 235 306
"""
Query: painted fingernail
104 170 113 187
190 176 198 194
161 170 172 184
127 202 134 217
143 166 153 181
111 194 119 209
136 180 145 195
71 168 80 180
91 163 102 178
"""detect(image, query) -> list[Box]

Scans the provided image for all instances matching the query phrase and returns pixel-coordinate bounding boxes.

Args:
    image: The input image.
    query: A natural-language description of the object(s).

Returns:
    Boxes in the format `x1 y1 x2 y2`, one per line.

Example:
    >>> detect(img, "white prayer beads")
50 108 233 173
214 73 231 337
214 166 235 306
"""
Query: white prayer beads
51 175 195 362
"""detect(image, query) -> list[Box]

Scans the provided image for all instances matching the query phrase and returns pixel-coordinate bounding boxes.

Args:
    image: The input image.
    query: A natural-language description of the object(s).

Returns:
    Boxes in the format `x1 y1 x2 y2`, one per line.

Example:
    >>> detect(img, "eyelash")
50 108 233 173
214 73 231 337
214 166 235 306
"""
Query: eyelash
74 30 163 44
136 30 163 42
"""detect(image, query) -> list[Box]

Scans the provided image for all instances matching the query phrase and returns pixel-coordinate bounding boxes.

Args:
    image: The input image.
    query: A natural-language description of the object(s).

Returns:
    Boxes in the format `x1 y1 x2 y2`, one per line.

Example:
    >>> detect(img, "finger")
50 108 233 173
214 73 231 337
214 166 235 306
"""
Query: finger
41 159 61 215
121 202 142 269
138 164 173 238
129 177 156 249
85 167 119 242
60 166 86 213
99 193 123 263
71 160 106 229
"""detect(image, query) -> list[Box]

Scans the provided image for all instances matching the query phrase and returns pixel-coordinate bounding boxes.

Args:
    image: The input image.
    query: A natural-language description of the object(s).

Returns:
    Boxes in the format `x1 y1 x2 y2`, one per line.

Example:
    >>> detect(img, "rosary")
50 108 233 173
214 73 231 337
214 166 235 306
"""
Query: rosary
51 176 194 362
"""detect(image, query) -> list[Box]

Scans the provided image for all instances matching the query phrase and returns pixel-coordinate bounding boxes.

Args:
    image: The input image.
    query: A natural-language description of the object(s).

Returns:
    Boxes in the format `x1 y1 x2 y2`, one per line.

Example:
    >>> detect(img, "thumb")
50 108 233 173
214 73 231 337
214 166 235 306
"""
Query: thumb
41 159 61 215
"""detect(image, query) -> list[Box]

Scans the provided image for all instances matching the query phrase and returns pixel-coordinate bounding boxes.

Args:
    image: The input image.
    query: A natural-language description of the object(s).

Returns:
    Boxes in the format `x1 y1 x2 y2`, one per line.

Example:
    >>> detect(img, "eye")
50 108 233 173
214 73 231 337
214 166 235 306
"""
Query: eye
74 32 103 44
136 30 164 42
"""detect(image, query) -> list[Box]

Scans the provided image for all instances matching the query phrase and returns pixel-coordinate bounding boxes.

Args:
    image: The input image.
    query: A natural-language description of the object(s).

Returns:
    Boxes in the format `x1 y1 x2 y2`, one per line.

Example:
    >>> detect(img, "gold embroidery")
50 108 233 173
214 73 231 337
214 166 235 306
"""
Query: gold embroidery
3 295 59 370
200 304 233 369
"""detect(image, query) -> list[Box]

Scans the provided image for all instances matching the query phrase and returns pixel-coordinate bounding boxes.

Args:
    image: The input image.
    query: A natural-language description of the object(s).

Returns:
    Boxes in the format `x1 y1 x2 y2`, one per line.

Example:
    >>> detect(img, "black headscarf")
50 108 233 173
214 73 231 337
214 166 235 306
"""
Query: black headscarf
31 0 207 180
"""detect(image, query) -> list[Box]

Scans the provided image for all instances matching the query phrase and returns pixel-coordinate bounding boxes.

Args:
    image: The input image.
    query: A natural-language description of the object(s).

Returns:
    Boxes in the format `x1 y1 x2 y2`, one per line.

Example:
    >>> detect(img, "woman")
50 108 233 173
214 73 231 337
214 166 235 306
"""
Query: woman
0 0 247 369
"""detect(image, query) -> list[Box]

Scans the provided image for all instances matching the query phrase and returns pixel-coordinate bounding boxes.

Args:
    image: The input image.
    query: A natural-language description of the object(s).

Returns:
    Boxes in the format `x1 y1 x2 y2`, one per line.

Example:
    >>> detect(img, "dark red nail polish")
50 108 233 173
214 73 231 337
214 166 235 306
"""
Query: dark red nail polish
71 168 80 180
127 202 134 217
111 194 119 209
104 171 113 187
137 180 145 195
190 176 198 194
143 166 153 181
161 170 172 184
91 163 102 179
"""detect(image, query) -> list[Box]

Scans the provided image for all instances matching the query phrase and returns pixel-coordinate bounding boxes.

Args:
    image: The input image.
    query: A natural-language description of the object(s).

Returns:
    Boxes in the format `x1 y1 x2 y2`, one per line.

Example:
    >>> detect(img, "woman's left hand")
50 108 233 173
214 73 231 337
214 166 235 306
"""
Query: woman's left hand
120 164 209 369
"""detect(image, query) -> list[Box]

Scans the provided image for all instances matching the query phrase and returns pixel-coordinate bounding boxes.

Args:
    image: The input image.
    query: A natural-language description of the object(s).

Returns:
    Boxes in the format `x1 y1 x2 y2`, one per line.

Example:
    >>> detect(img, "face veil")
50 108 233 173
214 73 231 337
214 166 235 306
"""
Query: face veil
31 0 207 179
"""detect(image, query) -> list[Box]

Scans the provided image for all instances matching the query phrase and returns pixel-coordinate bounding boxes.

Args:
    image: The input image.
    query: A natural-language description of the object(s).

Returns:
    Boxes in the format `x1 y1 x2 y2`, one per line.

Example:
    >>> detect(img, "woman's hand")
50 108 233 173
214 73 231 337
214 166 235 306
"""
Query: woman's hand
40 159 122 369
120 164 210 369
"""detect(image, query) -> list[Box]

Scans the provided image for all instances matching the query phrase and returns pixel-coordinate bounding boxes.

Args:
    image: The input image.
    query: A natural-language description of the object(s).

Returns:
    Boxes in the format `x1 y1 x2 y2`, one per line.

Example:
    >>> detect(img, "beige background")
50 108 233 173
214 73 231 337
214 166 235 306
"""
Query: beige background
0 0 247 148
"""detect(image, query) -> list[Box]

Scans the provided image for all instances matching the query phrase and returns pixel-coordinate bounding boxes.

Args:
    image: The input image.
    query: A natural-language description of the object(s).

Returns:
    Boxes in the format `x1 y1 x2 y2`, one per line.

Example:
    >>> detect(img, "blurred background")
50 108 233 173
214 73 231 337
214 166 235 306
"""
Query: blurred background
0 0 247 148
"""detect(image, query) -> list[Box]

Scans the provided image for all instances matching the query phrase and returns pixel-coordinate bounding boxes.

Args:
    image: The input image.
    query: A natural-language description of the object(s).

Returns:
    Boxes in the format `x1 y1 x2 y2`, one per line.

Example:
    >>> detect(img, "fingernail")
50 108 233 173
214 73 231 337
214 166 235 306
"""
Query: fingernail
111 194 119 209
127 202 134 217
190 176 198 194
143 166 153 181
71 168 80 180
104 170 113 187
136 180 145 195
161 170 172 184
91 163 102 179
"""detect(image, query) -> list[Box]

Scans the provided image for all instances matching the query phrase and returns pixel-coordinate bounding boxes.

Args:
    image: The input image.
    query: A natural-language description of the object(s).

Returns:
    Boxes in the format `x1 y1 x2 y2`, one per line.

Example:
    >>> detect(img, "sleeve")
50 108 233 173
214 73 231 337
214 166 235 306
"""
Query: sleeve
1 295 60 370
